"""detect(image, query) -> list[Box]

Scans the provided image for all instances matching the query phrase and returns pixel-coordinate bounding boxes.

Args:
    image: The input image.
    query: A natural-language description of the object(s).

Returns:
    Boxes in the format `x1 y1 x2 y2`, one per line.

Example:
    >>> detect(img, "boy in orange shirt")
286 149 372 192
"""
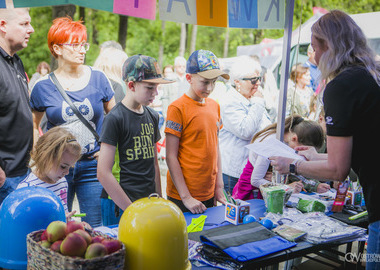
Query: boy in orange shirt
165 50 229 214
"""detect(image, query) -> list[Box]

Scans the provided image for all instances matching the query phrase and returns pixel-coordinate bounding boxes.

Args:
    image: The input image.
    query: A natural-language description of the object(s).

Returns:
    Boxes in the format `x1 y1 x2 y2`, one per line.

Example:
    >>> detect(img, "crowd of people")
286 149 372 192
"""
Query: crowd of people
1 7 380 269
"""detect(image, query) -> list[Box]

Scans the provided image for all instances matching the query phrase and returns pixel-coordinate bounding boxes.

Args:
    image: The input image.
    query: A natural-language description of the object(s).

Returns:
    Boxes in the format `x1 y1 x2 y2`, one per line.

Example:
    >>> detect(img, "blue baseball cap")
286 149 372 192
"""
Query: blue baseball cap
186 50 230 80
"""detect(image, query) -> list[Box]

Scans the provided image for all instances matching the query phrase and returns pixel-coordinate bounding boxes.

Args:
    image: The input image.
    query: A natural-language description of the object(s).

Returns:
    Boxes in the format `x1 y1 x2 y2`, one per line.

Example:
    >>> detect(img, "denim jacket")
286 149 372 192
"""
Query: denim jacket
219 88 271 178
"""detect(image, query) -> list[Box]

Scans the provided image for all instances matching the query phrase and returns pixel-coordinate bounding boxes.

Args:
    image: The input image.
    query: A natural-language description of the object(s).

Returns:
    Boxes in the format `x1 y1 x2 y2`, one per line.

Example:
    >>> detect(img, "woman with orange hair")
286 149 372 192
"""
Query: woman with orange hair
30 17 115 227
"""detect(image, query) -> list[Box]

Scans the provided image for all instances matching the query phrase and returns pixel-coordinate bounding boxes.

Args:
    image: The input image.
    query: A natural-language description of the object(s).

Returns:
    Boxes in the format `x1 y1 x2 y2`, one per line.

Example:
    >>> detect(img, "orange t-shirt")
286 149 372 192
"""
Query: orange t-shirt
165 94 221 201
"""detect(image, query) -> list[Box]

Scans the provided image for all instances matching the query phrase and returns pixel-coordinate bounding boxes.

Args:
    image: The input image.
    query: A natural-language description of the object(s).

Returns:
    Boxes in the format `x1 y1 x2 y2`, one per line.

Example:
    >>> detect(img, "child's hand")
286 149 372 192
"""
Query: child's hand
288 181 304 193
92 151 100 161
0 167 6 188
214 186 227 206
183 196 207 214
66 210 77 222
264 171 273 181
317 183 331 193
333 181 340 189
81 221 92 231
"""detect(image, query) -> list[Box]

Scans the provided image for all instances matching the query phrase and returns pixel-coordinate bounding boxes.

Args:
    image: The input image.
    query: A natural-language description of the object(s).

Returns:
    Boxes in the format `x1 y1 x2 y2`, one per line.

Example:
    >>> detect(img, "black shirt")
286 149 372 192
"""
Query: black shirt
0 46 33 177
100 103 161 202
323 66 380 224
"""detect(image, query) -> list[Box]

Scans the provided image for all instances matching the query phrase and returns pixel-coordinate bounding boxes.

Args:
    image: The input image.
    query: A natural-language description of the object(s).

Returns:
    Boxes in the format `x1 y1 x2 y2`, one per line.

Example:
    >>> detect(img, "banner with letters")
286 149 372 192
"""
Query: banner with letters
159 0 285 28
1 0 285 29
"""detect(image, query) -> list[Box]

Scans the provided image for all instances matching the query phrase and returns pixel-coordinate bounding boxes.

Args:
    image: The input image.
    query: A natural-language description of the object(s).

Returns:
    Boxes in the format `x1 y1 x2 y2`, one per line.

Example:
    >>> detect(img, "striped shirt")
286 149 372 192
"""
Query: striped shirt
17 172 68 213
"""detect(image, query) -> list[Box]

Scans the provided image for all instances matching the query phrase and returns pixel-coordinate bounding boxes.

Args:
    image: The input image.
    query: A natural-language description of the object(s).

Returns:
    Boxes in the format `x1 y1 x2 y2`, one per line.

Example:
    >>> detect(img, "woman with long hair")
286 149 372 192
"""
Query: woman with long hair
270 11 380 269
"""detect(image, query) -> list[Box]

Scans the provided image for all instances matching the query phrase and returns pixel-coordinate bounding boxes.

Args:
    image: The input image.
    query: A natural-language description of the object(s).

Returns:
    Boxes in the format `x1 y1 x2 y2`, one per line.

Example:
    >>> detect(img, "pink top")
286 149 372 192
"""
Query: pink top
232 159 263 200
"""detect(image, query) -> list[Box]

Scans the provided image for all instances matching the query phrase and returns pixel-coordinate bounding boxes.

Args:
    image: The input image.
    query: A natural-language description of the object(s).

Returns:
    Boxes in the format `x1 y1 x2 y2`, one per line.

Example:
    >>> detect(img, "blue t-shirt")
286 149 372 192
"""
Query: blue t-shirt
30 67 114 157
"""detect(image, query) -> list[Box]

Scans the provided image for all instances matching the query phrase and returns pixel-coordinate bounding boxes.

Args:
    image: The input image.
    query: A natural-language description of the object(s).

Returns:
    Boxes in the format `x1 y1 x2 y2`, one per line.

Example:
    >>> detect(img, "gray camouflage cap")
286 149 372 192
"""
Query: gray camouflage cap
122 54 173 84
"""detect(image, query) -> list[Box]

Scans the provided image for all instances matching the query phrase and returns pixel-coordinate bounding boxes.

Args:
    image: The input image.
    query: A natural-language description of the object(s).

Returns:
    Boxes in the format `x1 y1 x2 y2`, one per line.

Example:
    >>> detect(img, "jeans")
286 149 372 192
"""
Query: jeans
0 170 29 205
367 220 380 270
222 174 239 195
158 111 164 130
101 198 124 226
65 158 103 228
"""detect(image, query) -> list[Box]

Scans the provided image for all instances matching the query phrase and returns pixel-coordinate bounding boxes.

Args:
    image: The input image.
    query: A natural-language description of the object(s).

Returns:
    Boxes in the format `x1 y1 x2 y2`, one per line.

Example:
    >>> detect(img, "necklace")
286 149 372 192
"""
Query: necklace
54 70 87 91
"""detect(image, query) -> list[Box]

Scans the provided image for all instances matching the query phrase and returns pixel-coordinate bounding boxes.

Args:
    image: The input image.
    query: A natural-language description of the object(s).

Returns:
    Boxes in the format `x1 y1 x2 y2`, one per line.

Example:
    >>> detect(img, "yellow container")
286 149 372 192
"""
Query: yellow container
118 194 191 270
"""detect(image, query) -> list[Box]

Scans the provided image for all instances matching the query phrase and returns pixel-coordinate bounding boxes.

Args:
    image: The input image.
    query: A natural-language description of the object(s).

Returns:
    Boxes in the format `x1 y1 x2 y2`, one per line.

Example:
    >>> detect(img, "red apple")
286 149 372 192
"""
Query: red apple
39 240 51 249
91 235 104 244
46 221 67 242
73 229 92 245
102 239 122 254
85 243 108 259
50 240 63 253
60 232 88 257
40 230 48 241
66 220 84 234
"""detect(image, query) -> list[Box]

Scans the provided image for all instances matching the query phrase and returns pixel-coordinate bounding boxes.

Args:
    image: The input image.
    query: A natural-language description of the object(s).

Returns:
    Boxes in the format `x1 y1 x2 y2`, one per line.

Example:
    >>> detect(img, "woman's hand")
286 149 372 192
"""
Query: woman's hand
253 89 264 98
294 146 319 161
269 156 294 174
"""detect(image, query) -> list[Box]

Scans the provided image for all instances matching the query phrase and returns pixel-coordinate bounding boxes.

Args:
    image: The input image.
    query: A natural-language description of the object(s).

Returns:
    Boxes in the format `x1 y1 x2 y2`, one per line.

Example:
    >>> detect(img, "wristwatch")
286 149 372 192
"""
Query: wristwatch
289 160 298 175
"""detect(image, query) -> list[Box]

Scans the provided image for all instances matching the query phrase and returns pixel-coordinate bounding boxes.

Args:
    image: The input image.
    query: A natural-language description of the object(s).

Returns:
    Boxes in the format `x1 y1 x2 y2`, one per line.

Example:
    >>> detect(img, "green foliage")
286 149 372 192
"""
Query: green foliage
17 1 380 78
18 7 52 77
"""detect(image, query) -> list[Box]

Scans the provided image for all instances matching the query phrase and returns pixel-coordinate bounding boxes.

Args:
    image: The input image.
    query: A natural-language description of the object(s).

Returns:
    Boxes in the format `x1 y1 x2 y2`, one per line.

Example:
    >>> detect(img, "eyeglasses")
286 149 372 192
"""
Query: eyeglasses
58 42 90 52
241 76 262 85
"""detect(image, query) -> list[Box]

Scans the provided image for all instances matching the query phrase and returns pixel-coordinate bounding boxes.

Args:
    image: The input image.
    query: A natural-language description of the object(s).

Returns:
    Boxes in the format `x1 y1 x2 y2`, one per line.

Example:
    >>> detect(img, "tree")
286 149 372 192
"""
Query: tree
179 23 187 57
223 28 229 58
118 15 128 50
50 5 76 70
18 1 380 78
189 25 197 54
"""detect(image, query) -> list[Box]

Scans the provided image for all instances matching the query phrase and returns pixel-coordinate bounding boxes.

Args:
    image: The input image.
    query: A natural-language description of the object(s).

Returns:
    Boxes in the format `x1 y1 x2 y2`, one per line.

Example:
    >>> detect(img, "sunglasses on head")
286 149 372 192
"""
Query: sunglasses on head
241 76 262 85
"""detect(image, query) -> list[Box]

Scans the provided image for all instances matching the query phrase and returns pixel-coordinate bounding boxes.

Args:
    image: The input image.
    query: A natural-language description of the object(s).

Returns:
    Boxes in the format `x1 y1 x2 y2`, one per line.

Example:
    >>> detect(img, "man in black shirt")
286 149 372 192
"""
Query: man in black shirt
0 8 34 204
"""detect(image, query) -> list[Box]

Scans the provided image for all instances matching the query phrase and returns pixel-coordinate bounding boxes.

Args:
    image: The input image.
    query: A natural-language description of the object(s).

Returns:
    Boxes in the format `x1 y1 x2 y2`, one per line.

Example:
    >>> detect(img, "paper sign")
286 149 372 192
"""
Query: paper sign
245 137 305 160
228 0 258 28
13 0 68 8
257 0 285 29
159 0 197 24
74 0 113 12
113 0 156 20
187 215 207 232
196 0 227 27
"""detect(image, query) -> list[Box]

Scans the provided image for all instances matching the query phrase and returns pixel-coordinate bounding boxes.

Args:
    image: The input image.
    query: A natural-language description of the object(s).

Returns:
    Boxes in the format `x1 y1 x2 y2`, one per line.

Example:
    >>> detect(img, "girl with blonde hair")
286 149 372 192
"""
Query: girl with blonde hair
17 127 81 217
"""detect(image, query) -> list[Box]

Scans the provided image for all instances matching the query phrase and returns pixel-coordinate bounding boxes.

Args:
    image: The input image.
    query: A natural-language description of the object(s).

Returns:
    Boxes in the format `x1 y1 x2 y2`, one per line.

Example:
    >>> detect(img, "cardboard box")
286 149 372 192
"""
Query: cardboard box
225 200 250 225
346 191 362 206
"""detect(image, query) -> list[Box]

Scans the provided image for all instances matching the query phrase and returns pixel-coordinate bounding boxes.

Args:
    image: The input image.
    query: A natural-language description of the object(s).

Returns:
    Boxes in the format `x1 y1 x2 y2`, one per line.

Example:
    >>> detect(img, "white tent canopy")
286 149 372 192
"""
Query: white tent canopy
237 11 380 71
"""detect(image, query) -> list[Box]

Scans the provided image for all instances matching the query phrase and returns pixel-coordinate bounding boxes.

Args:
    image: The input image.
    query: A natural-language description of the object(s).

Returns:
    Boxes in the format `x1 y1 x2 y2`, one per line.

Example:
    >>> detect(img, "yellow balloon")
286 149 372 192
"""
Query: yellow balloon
118 194 191 270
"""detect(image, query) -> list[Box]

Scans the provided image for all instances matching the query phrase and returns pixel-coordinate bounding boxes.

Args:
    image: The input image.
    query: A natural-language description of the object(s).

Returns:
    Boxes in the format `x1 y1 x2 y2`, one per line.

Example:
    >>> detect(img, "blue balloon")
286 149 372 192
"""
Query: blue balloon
259 218 274 230
243 214 256 224
0 186 65 270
